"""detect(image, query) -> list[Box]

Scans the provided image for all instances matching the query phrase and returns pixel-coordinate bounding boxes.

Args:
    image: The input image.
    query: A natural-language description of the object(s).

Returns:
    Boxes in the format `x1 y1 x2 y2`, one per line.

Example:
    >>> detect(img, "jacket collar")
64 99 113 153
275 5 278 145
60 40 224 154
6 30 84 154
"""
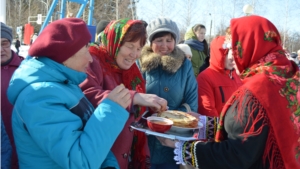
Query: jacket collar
36 57 87 85
1 50 23 66
139 45 185 73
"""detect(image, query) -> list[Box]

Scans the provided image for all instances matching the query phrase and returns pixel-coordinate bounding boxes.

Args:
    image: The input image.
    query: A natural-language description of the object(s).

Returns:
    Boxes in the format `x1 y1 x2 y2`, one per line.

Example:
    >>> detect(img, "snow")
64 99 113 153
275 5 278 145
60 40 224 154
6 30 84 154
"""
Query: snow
11 45 30 58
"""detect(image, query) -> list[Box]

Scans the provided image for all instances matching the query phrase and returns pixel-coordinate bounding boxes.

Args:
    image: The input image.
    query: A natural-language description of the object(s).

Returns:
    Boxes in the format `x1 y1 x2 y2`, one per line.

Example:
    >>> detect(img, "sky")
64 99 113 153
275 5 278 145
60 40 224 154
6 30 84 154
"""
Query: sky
135 0 300 36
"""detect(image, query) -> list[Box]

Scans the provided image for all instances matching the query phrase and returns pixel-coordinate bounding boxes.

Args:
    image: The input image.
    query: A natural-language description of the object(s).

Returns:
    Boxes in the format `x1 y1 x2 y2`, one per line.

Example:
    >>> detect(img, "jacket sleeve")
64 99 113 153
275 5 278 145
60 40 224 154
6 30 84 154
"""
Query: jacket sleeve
178 94 269 169
1 118 12 169
17 88 129 169
100 151 119 169
190 48 200 77
197 73 219 117
177 60 198 112
80 56 136 111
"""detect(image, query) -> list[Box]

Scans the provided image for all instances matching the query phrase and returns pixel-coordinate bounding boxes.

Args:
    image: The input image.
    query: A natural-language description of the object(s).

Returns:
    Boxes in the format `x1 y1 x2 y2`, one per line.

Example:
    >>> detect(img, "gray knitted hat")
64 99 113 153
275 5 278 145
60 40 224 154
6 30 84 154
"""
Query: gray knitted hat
1 22 13 43
147 18 180 43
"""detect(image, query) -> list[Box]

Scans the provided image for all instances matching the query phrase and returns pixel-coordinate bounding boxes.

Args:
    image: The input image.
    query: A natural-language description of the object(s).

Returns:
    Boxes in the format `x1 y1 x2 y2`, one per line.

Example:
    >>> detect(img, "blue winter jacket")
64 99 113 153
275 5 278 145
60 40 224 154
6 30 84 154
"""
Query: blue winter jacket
7 57 129 169
138 46 198 164
1 118 12 169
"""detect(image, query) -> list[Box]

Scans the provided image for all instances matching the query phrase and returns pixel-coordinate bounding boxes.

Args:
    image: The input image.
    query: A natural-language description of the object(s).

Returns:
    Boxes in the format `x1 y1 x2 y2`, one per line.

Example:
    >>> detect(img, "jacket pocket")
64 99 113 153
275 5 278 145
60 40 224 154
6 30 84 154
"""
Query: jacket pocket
219 86 225 103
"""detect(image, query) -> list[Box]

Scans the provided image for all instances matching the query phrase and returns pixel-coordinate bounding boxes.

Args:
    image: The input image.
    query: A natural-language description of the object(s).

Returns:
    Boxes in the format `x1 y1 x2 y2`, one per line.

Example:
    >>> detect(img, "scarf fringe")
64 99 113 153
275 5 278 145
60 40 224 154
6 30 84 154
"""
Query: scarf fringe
263 129 285 169
227 89 284 168
233 90 267 141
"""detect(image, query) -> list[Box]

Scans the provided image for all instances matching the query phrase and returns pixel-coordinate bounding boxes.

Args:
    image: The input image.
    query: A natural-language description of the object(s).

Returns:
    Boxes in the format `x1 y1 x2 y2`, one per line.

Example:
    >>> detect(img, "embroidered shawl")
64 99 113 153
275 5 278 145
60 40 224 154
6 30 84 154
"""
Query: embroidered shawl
215 15 300 168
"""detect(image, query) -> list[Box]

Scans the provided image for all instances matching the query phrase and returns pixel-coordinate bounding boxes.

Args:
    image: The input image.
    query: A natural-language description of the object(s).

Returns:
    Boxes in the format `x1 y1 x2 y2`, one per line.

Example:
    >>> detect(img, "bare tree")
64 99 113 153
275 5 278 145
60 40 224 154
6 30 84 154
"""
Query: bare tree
118 0 135 19
176 0 197 29
5 0 299 49
282 0 290 48
130 0 135 19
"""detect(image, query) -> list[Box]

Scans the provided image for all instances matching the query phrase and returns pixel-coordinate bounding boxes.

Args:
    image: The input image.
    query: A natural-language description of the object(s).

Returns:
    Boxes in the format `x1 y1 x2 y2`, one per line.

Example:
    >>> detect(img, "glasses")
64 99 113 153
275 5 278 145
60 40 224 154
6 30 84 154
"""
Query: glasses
1 40 10 48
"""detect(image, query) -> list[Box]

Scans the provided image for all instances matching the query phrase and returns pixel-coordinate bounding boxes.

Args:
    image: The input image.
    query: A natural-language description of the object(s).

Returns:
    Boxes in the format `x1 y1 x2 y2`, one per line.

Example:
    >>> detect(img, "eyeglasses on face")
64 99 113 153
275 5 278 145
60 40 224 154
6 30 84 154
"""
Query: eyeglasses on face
1 40 10 48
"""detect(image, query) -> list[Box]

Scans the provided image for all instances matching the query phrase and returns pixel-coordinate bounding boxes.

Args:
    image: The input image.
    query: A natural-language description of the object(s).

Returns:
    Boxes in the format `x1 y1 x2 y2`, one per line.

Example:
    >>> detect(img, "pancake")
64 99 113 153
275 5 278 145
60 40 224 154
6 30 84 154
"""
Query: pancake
157 110 198 128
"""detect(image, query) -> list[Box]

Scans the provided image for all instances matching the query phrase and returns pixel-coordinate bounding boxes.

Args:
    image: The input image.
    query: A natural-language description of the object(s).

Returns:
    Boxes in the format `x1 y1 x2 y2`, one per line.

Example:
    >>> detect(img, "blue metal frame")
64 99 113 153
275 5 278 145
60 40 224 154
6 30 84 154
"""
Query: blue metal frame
88 0 94 25
39 0 94 34
60 0 67 19
39 0 58 34
76 3 88 18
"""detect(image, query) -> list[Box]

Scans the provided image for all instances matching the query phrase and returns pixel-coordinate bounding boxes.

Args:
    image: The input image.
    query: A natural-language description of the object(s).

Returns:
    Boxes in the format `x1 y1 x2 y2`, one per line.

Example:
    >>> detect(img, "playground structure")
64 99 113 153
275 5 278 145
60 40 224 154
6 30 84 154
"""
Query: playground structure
23 0 96 45
40 0 95 34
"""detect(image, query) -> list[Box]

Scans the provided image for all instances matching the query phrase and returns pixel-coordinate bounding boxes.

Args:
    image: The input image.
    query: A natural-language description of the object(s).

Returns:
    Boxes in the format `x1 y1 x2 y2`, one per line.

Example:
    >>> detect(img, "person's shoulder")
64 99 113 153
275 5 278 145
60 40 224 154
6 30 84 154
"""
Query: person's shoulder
196 68 213 81
243 74 270 88
85 55 103 75
9 51 24 65
181 58 194 69
18 81 74 105
24 81 65 93
198 67 212 75
182 57 191 64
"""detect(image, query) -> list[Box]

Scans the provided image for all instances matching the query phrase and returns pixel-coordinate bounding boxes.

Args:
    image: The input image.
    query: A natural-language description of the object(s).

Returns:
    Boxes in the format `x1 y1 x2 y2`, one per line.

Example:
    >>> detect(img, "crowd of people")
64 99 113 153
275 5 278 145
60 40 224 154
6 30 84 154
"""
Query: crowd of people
1 13 300 169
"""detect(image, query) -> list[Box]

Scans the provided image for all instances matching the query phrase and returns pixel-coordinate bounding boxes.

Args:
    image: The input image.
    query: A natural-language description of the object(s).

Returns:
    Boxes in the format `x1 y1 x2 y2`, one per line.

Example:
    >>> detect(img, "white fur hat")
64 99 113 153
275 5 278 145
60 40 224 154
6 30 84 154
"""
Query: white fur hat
177 44 192 57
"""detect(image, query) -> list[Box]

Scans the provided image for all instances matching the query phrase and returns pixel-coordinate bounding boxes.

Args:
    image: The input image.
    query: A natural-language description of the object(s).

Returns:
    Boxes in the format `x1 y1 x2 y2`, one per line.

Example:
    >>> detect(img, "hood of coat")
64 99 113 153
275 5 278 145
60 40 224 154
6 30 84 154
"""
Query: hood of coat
7 57 87 105
139 45 185 73
184 27 197 41
209 36 227 72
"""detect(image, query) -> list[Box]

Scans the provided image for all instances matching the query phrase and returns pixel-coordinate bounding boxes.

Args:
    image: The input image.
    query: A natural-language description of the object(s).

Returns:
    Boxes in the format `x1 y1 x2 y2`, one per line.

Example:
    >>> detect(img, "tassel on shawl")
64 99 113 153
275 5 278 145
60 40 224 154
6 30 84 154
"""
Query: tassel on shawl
218 88 284 169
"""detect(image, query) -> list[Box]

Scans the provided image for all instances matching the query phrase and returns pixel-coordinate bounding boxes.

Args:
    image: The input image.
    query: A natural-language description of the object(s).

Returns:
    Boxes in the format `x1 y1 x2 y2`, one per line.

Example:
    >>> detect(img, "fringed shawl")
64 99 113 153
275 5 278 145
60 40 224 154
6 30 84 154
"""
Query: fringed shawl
215 16 300 169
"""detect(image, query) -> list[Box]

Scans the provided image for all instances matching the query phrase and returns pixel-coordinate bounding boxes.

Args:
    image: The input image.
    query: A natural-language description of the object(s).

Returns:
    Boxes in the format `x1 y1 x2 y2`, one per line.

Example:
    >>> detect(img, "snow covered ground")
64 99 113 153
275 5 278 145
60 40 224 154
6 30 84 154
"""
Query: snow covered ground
11 45 30 58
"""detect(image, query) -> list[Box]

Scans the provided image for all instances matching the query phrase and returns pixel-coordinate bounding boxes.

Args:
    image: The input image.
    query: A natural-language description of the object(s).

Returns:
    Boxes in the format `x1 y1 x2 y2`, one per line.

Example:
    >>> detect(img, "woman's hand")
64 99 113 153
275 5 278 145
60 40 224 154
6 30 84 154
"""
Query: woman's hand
156 137 176 148
133 93 168 112
107 84 131 108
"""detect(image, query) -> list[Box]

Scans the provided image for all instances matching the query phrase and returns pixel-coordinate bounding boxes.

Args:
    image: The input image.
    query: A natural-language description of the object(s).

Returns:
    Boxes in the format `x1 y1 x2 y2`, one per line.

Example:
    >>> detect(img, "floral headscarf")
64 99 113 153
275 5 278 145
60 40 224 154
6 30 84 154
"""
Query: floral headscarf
101 19 139 58
90 19 146 101
89 19 149 169
215 16 300 169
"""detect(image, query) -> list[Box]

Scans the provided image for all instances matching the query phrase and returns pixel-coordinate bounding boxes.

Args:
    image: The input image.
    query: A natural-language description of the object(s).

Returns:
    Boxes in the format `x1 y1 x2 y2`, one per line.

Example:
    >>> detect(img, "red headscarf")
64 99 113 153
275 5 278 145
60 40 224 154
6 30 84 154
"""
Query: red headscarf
90 19 146 100
215 16 300 168
89 19 149 169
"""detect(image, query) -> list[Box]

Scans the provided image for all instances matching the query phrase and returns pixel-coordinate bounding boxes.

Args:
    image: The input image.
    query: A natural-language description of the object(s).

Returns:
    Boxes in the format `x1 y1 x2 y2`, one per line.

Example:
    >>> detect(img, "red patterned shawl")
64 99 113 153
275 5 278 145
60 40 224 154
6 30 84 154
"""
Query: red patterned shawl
215 16 300 169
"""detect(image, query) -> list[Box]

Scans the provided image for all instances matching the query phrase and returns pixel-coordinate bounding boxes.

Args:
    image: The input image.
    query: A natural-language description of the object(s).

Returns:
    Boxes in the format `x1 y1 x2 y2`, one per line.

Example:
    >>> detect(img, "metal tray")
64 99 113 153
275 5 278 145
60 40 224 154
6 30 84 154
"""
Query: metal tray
130 111 201 141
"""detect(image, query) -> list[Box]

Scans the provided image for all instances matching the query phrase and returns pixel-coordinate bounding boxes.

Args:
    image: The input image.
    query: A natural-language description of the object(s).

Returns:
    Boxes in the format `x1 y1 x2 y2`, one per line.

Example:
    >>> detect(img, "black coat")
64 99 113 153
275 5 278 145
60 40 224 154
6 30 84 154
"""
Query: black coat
15 40 20 48
189 92 270 169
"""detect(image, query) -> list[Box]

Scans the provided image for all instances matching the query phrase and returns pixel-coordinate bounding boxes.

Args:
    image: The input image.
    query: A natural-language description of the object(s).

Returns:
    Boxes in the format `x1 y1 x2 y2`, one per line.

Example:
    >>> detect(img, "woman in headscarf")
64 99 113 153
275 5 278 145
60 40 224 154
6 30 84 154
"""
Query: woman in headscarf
80 19 167 169
157 15 300 169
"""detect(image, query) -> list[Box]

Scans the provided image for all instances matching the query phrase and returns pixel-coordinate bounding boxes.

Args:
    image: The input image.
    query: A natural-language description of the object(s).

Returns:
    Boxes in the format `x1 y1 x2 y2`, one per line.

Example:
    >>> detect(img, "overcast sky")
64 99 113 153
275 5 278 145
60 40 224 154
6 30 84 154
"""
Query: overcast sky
135 0 300 35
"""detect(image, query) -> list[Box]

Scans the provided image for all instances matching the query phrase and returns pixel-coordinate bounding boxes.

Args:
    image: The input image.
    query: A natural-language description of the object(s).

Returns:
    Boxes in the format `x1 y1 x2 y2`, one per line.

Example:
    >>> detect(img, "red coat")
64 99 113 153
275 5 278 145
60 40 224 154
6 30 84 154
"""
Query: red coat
197 37 242 117
80 56 136 169
1 51 23 169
